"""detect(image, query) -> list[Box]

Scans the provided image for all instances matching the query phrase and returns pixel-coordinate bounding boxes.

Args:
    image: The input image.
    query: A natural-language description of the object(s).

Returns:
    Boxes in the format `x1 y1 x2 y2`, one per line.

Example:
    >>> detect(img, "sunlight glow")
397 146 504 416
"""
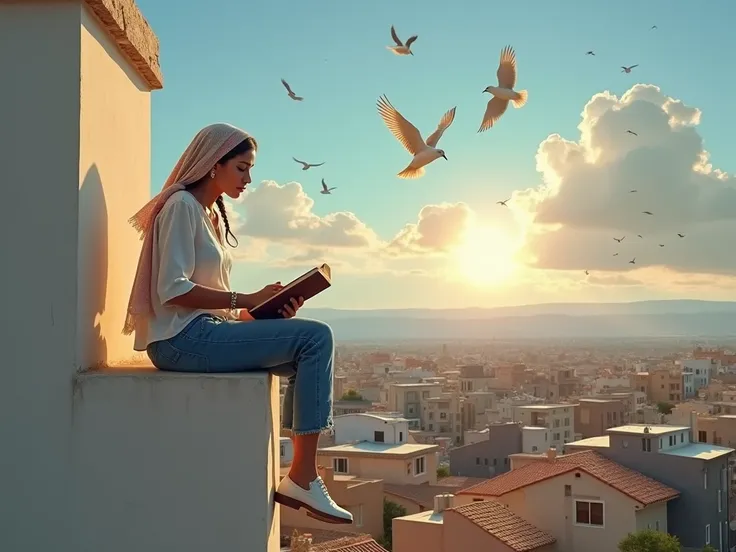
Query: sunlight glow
454 225 519 287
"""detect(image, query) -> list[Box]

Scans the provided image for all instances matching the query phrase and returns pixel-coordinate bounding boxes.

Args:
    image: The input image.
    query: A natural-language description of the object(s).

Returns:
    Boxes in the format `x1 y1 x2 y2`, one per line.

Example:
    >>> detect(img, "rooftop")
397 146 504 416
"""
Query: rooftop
607 424 690 435
318 441 438 457
567 436 610 447
579 398 620 404
660 442 734 460
384 477 487 508
398 510 444 524
335 413 410 423
515 404 573 411
451 501 556 552
310 535 389 552
391 383 441 388
459 450 679 506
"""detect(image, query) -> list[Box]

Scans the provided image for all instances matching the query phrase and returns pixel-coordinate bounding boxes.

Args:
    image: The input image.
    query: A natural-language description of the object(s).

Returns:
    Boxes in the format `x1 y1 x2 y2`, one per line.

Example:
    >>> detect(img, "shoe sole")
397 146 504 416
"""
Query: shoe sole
274 491 353 525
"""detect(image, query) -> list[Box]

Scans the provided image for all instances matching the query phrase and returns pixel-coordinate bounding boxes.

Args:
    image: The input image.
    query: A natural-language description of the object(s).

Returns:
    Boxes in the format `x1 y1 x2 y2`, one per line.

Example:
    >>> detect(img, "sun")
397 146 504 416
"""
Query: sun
453 225 519 286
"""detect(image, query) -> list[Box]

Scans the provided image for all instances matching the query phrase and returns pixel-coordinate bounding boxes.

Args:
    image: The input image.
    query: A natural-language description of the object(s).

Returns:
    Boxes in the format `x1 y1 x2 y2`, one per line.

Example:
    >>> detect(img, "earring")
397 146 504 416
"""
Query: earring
210 169 216 179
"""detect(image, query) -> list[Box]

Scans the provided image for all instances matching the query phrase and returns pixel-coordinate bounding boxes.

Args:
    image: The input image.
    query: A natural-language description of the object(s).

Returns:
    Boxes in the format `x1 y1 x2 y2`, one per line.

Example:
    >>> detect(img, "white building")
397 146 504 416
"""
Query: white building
522 426 551 453
680 359 715 391
334 412 410 445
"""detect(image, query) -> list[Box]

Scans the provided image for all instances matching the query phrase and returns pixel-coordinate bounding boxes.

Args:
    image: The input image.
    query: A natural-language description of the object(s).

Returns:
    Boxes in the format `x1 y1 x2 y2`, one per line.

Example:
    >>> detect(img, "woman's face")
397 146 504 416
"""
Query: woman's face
215 149 256 199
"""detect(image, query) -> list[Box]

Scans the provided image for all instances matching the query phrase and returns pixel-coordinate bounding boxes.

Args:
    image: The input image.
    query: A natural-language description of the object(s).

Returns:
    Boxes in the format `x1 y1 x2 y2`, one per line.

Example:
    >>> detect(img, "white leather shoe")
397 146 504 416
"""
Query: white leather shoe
275 475 353 525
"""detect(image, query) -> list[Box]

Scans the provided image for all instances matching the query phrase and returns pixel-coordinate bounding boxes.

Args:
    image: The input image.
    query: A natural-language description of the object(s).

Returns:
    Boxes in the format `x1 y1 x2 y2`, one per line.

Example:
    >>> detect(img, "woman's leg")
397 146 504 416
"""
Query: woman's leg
161 314 352 524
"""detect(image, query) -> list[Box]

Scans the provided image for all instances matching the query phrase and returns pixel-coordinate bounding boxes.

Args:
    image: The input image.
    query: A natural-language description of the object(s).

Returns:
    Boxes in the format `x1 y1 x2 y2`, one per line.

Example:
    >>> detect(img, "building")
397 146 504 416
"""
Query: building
449 422 522 478
575 398 626 439
454 449 680 552
566 424 734 551
317 441 439 486
387 383 443 430
333 413 410 446
512 404 576 450
392 494 556 552
383 476 486 515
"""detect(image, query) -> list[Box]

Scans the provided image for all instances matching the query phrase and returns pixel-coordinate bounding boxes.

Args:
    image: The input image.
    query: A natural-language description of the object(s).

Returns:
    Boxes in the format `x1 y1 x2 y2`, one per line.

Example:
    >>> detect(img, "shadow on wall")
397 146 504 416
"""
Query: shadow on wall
77 163 108 370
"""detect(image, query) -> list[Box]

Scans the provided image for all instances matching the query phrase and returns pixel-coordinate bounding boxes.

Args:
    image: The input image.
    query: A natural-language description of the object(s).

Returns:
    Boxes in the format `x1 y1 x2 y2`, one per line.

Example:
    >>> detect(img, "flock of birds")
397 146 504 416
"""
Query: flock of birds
278 24 680 276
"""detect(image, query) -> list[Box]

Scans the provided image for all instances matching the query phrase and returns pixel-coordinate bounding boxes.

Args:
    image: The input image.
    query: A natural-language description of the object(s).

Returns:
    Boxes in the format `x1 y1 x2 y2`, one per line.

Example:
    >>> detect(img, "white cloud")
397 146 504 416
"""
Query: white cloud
512 84 736 275
386 202 472 255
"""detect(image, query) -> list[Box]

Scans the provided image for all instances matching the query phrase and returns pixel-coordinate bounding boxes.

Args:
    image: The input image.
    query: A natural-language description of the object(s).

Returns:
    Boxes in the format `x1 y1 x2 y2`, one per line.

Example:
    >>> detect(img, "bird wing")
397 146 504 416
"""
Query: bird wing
293 157 306 166
390 25 403 46
321 179 328 191
405 35 418 48
377 95 425 155
630 64 639 69
281 79 294 94
311 162 325 167
478 97 509 132
425 106 457 147
496 45 518 88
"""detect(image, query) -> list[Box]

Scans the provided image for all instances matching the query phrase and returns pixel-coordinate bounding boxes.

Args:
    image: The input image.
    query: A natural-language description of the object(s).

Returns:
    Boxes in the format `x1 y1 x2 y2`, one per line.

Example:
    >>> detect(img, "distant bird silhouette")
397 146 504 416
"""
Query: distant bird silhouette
629 189 638 193
614 236 625 243
659 244 665 247
629 258 636 264
320 178 337 195
650 25 658 30
677 233 685 238
621 65 639 73
497 199 510 206
626 130 638 136
642 211 653 216
281 79 303 101
613 253 619 256
586 51 595 56
293 157 324 170
637 234 643 239
387 25 418 56
585 270 589 275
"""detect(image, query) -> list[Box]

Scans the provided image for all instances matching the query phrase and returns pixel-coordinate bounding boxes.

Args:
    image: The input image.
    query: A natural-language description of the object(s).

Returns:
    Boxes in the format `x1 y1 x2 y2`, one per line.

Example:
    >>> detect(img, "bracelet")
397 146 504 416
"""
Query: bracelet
229 291 238 313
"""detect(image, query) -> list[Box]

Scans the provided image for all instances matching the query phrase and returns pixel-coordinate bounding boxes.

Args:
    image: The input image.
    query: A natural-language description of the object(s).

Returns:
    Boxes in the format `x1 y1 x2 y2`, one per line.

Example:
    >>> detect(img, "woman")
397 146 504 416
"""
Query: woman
123 122 352 525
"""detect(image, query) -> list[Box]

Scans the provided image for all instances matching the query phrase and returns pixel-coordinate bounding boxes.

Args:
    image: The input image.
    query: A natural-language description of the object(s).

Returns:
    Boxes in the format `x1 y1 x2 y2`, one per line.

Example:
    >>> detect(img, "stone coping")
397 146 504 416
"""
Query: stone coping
2 0 163 88
85 0 162 89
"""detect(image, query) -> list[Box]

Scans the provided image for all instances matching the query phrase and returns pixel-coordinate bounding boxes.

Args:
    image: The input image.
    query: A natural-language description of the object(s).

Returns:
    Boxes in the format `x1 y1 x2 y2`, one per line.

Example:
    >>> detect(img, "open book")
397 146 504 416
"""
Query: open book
249 263 332 320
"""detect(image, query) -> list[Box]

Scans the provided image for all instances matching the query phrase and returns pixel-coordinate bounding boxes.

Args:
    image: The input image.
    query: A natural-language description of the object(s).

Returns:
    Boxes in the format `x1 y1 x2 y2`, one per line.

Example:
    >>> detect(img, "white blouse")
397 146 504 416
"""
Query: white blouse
134 190 237 351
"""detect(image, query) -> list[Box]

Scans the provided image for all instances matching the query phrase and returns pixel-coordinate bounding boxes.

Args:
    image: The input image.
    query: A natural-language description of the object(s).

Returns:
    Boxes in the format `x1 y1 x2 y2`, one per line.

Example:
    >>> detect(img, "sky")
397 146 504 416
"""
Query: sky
135 0 736 310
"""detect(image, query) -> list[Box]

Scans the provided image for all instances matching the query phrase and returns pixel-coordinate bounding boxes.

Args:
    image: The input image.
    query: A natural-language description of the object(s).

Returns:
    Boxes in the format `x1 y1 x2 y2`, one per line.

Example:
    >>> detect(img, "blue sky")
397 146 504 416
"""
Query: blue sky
135 0 736 309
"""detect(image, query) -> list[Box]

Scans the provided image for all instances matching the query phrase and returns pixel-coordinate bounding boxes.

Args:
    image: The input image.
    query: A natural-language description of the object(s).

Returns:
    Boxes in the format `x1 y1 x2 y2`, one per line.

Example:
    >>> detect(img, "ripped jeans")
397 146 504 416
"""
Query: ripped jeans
146 314 334 435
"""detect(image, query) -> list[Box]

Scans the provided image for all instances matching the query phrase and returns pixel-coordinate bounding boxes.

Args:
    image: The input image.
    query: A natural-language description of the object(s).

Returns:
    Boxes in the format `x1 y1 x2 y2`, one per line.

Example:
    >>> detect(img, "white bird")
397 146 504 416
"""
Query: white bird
387 25 417 56
281 78 303 101
376 95 456 179
479 45 528 133
320 179 337 195
293 157 324 170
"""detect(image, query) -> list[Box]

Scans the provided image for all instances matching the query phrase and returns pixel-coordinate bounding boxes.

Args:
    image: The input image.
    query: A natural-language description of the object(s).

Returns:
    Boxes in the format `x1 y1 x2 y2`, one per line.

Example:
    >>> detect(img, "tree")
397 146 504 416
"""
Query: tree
618 529 680 552
656 402 674 415
436 466 450 478
377 499 407 551
340 389 364 401
702 546 718 552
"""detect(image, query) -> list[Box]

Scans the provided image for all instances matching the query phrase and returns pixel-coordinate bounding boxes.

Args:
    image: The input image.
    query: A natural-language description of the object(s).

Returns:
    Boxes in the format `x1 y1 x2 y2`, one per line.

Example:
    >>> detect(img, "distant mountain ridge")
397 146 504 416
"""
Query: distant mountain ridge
299 300 736 340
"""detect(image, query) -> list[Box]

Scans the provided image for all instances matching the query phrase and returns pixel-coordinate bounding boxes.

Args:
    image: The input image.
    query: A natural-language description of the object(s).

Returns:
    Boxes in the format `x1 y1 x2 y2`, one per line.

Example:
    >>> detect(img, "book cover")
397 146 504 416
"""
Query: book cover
249 263 332 320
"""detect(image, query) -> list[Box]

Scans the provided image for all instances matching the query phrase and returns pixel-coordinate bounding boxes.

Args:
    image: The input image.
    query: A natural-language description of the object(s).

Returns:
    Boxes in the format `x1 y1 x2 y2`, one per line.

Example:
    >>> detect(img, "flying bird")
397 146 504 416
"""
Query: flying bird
320 178 336 195
642 211 653 216
586 51 595 56
629 258 636 264
659 244 665 247
614 236 625 243
281 79 303 101
293 157 324 170
626 130 638 136
629 189 638 193
387 25 417 56
478 45 528 132
621 65 639 73
638 234 643 239
650 25 658 30
585 270 589 276
497 199 510 207
677 233 685 238
376 95 455 179
613 253 619 257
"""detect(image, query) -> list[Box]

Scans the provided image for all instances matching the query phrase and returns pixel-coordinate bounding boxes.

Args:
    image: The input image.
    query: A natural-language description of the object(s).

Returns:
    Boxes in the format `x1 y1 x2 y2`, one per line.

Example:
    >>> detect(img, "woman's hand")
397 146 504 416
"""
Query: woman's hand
278 296 304 319
249 282 283 307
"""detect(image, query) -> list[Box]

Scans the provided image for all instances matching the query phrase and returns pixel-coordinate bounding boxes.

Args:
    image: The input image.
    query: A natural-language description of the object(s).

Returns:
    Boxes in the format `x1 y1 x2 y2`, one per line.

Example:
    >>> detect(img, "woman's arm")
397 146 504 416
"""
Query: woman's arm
166 285 259 310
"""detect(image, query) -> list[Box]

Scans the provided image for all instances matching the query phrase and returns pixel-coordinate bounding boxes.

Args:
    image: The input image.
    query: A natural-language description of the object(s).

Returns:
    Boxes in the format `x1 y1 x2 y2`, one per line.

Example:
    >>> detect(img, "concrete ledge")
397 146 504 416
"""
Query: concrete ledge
72 367 280 551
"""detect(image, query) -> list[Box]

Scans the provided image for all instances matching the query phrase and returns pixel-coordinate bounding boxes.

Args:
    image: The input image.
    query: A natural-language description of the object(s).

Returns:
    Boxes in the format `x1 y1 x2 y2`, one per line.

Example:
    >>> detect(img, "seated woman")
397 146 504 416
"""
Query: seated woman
123 122 352 525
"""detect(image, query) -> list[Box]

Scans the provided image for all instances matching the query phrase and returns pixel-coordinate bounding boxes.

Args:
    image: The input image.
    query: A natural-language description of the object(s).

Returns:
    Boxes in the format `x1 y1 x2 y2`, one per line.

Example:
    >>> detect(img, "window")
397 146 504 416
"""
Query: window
484 458 488 466
641 438 651 452
333 458 349 474
575 500 604 527
718 489 722 512
705 524 710 545
414 456 426 475
374 431 385 443
655 520 660 531
564 485 571 496
704 468 708 489
532 446 538 452
399 431 403 442
699 430 707 442
476 457 480 465
280 444 285 456
681 433 684 443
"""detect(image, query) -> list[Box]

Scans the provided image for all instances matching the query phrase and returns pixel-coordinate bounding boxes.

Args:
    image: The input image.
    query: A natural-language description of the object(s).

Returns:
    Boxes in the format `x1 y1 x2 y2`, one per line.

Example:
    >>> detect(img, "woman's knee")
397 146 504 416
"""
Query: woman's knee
303 318 334 347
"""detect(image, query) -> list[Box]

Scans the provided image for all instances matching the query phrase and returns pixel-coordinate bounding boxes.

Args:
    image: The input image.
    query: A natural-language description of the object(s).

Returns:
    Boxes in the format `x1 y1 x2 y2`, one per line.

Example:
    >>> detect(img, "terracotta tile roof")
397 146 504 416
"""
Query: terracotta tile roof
384 478 487 508
280 526 355 545
458 450 680 506
310 535 389 552
449 500 556 552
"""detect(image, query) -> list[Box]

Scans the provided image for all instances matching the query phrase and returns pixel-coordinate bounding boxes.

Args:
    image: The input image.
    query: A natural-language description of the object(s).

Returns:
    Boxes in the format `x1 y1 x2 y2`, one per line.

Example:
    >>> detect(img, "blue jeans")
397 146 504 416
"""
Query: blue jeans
146 314 335 435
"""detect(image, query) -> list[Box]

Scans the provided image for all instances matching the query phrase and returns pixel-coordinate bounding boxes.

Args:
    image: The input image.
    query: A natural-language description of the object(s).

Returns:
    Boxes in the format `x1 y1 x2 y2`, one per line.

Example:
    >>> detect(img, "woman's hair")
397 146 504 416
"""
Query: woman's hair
189 136 258 248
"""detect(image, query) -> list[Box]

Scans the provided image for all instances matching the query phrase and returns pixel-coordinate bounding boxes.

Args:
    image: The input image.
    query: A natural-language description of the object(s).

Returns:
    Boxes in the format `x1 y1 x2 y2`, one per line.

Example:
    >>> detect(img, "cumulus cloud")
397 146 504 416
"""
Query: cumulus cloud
513 84 735 275
386 202 472 255
236 180 379 248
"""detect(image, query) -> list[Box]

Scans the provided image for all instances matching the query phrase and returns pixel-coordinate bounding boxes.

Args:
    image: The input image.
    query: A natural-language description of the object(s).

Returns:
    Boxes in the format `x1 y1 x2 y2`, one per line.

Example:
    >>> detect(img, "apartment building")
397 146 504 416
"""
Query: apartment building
449 422 522 478
387 383 442 430
458 364 495 393
680 358 717 391
566 424 734 551
696 414 736 448
575 398 626 439
593 391 646 421
333 413 410 446
512 404 576 450
549 366 580 399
